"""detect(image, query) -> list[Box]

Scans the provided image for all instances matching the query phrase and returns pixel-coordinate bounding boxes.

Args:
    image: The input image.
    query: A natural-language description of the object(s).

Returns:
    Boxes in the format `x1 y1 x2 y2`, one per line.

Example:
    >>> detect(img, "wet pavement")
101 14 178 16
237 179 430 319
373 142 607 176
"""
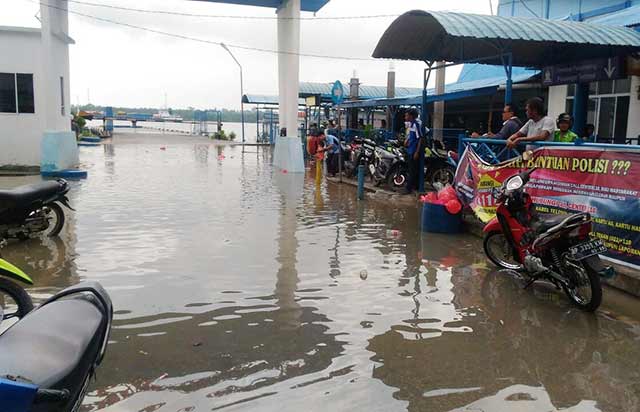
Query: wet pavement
1 132 640 412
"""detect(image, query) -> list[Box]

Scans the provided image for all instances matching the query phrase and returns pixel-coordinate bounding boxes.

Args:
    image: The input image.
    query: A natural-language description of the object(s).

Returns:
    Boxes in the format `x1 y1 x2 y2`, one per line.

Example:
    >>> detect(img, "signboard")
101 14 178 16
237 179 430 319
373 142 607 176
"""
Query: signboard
542 56 624 86
331 80 345 105
305 95 320 107
455 146 640 268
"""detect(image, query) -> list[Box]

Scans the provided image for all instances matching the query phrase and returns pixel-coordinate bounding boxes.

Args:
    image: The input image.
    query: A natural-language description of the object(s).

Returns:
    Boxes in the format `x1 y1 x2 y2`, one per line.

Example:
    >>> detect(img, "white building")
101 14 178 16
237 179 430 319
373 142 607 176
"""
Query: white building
0 1 78 170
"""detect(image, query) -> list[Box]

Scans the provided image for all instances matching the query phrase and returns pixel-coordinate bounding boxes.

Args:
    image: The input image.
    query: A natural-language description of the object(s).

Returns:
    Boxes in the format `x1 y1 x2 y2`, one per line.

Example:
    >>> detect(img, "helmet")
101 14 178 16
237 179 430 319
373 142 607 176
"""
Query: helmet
557 113 572 126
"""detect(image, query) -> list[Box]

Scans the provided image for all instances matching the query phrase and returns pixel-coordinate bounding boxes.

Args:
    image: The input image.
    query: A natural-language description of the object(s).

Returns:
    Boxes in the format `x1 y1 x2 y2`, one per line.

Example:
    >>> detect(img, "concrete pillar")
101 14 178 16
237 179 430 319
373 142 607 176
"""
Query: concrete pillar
386 64 395 130
40 0 79 172
273 0 304 173
627 76 640 141
433 61 445 142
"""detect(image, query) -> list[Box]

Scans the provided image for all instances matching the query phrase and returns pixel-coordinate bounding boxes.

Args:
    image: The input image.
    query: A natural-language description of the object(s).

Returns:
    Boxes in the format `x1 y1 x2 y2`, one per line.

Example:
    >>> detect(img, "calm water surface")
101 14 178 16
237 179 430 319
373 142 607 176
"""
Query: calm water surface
1 133 640 412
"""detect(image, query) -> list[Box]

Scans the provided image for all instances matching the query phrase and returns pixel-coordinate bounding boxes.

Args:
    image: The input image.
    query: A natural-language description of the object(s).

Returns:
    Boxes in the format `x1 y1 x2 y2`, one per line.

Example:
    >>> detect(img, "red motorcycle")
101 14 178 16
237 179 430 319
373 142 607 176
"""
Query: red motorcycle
482 164 613 312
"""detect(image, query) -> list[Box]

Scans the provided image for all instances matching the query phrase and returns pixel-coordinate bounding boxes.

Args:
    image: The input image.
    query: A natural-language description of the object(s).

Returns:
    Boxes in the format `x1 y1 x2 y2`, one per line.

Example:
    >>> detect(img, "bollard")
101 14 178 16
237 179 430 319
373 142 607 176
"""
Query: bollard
357 164 365 200
316 158 322 185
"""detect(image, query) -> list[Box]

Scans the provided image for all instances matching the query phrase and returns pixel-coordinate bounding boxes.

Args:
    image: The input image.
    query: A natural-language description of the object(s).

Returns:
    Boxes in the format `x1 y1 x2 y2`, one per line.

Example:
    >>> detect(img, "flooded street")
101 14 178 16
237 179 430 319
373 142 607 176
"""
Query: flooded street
1 133 640 411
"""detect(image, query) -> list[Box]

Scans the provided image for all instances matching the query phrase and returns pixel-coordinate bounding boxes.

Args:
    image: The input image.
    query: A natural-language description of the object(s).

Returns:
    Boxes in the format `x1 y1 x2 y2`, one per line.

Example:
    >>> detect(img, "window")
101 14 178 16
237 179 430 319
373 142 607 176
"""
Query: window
0 73 16 113
0 72 35 114
565 77 631 141
60 76 65 115
16 74 34 113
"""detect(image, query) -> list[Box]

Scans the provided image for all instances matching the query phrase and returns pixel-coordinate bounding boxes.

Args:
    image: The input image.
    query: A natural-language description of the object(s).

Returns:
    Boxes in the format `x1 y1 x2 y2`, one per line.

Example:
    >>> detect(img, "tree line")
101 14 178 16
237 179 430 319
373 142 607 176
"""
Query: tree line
72 104 261 123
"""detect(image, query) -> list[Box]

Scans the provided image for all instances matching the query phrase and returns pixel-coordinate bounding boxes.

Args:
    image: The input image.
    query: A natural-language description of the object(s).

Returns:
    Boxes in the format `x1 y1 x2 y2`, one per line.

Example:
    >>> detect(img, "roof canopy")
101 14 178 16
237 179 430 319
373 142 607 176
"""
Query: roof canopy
373 10 640 67
191 0 329 12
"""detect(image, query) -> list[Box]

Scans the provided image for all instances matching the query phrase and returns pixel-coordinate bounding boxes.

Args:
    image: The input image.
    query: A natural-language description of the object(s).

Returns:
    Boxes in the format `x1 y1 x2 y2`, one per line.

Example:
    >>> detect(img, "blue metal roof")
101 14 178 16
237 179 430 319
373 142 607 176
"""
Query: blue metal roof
299 82 422 100
191 0 329 12
588 5 640 28
242 94 305 105
373 10 640 67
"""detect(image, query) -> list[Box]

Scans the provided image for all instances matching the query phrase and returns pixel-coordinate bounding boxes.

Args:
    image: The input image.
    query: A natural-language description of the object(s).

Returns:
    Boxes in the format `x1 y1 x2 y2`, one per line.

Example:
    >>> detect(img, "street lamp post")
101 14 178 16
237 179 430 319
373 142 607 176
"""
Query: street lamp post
221 43 245 146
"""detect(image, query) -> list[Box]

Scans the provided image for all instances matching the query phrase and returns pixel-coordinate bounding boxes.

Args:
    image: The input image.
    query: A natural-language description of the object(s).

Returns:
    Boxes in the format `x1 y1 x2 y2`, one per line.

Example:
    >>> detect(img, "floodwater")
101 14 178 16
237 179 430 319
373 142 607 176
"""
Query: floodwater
1 133 640 412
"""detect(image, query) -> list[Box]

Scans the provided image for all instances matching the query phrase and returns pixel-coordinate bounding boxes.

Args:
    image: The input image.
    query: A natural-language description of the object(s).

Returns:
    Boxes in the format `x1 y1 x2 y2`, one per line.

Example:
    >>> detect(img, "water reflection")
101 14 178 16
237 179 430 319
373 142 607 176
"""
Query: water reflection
1 134 638 412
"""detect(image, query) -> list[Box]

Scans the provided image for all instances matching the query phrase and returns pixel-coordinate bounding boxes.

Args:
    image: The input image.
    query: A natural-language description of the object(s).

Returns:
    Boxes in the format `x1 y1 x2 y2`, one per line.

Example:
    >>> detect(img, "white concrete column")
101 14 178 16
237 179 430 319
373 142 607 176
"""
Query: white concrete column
627 76 640 140
40 0 78 171
547 84 568 120
274 0 304 173
433 61 445 142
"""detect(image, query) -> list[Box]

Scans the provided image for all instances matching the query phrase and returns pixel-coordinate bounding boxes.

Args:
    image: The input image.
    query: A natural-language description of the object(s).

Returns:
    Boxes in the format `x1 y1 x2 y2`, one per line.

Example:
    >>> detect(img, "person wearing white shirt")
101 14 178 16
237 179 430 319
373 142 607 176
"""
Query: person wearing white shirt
507 97 555 149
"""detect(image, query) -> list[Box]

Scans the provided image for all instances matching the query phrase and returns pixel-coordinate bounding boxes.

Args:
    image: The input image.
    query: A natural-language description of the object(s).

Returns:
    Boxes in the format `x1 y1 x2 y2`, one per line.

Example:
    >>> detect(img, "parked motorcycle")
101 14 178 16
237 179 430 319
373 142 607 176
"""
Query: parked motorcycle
0 179 73 240
483 156 613 311
371 145 408 189
424 141 456 188
0 240 34 321
0 281 113 412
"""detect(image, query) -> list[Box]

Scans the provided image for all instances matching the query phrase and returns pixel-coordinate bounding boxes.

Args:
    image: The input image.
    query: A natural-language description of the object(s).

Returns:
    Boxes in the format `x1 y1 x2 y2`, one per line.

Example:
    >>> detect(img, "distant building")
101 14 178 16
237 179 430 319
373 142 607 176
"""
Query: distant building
0 1 78 170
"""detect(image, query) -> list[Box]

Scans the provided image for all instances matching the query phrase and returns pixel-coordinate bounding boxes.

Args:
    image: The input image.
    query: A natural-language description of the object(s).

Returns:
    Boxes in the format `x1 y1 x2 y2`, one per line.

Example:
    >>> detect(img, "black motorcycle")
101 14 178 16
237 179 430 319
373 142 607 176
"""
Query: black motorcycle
0 179 73 240
424 141 456 188
371 145 408 189
0 281 113 412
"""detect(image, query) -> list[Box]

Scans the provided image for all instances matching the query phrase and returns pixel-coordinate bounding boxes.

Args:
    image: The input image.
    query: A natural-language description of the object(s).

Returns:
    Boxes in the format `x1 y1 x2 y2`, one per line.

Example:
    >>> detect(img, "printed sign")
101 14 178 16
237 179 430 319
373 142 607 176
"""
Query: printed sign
542 56 624 86
455 146 640 267
331 80 345 105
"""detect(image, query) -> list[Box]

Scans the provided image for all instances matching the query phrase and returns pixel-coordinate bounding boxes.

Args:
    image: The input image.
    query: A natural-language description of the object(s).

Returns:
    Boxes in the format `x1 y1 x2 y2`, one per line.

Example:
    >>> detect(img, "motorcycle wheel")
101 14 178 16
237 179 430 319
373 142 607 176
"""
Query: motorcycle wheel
42 202 65 237
0 278 33 322
429 165 455 188
561 256 602 312
483 232 523 270
388 166 407 189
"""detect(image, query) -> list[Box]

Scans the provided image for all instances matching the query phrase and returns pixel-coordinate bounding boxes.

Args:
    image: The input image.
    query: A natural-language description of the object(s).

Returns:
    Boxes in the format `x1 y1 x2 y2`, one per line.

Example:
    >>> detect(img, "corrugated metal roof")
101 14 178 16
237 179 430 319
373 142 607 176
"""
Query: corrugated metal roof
588 5 640 28
373 10 640 67
340 71 539 108
299 82 422 100
192 0 329 12
243 94 305 105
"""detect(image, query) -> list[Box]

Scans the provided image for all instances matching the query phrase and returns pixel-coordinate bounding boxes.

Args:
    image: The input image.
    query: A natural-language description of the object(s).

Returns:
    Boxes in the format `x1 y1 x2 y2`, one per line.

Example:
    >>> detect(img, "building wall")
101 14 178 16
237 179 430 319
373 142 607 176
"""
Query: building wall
0 30 45 167
547 85 568 121
0 27 71 168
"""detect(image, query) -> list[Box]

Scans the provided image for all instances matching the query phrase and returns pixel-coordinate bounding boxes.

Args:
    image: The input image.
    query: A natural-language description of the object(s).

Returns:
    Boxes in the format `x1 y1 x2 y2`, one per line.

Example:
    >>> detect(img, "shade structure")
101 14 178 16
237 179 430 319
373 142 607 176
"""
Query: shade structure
373 10 640 67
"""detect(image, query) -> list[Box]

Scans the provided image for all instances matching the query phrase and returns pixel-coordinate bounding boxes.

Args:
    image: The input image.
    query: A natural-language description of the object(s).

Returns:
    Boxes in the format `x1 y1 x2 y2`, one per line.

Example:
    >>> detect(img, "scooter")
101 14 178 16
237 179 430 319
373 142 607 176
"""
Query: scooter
0 179 73 240
483 157 613 311
424 141 456 188
371 145 408 189
0 281 113 412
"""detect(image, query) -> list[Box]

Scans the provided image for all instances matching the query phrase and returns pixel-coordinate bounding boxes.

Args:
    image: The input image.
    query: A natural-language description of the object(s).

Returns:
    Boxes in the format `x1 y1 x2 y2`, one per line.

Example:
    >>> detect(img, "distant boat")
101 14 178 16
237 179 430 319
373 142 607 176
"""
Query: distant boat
153 110 183 123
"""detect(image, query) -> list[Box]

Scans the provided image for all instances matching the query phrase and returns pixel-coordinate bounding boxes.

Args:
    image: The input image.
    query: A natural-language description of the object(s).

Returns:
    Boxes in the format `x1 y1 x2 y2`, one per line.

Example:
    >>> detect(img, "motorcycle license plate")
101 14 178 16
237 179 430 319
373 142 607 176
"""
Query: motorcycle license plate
569 239 607 260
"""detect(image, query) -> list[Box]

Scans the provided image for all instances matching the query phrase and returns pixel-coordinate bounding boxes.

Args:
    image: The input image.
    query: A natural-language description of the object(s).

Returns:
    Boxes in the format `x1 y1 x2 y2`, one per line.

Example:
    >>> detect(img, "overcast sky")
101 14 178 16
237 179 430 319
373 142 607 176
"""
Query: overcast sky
2 0 494 110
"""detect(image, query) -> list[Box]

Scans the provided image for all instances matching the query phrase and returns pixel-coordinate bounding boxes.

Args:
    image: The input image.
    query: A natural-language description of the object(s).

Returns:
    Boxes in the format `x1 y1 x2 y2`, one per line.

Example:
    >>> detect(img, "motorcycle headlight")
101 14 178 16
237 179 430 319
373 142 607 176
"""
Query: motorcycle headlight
505 175 524 191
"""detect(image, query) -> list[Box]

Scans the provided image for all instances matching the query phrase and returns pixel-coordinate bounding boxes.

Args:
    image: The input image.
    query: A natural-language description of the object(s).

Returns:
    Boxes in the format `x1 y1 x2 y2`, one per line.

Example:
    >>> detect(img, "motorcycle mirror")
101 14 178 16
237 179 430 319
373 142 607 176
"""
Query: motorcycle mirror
522 150 534 161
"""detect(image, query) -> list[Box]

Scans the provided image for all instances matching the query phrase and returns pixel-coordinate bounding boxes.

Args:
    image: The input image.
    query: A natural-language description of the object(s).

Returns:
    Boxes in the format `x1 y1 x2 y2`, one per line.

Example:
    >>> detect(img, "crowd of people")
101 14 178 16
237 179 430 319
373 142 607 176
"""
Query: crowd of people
471 97 596 146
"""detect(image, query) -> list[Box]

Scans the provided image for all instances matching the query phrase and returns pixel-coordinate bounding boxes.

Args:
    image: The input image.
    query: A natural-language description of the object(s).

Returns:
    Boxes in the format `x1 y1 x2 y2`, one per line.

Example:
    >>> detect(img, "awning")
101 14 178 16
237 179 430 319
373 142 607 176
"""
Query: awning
299 82 422 101
192 0 329 12
339 71 538 109
242 94 305 106
373 10 640 67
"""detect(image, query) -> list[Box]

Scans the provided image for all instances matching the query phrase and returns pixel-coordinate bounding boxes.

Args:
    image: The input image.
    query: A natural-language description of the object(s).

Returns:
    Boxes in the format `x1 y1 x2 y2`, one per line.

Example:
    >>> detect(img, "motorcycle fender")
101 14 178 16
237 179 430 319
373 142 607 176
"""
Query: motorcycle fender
483 217 501 234
57 195 75 211
0 258 34 285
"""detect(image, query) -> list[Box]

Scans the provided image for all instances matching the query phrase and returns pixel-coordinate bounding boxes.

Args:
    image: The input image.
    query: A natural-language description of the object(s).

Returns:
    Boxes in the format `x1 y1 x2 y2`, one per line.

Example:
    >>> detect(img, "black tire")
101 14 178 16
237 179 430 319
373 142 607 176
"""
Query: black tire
0 277 33 321
429 165 455 188
562 256 603 312
483 231 523 270
44 202 65 237
387 165 407 189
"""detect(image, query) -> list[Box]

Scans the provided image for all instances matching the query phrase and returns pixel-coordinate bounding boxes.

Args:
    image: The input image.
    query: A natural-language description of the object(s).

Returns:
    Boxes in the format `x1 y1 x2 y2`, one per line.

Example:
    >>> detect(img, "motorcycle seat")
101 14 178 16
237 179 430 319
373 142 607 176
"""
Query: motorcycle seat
531 213 588 234
0 297 104 403
0 181 62 209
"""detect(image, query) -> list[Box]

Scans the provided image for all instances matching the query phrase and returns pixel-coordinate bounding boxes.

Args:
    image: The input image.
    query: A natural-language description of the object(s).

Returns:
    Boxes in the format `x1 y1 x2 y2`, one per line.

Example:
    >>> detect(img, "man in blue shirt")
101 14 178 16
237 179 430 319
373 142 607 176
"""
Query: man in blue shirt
321 131 341 177
404 108 423 194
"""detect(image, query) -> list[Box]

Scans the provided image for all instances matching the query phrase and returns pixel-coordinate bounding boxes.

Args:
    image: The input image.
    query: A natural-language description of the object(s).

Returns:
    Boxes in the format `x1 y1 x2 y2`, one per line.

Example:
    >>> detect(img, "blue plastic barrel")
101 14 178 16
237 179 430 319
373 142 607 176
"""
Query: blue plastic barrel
421 202 463 233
